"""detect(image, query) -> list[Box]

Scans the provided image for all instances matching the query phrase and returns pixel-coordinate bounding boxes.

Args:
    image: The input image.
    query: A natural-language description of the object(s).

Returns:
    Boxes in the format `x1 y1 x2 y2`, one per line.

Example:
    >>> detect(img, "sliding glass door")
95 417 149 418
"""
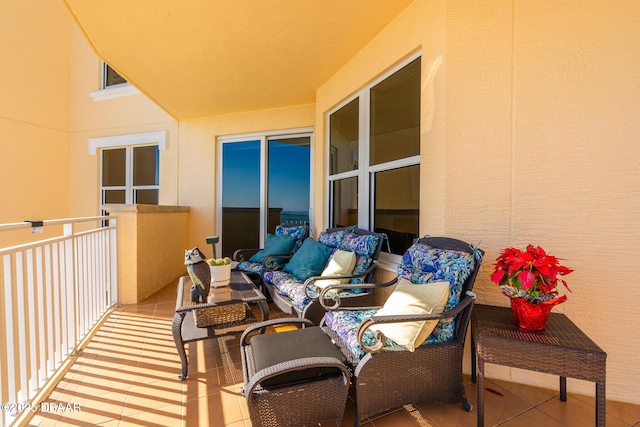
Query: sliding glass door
220 132 311 257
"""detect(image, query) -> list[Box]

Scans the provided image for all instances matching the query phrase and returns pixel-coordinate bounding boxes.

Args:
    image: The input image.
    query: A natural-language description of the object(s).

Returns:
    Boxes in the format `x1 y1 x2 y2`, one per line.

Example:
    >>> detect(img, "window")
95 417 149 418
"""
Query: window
101 145 159 205
328 55 421 257
219 130 312 257
90 62 140 101
102 63 127 89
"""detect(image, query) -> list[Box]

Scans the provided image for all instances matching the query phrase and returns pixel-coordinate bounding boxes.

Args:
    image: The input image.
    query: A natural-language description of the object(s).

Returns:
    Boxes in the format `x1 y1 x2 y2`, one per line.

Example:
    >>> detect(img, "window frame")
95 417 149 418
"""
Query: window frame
90 62 140 101
217 128 314 250
89 131 166 210
326 52 421 265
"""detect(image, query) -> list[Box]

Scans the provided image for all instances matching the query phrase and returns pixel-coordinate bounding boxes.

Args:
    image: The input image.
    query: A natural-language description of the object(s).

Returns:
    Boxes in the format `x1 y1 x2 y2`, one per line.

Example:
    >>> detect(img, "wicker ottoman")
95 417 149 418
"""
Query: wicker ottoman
240 319 350 427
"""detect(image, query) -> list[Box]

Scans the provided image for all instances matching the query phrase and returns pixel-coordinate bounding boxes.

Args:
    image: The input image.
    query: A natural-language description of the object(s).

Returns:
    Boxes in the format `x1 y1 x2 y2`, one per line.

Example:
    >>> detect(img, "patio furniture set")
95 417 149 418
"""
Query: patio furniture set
172 225 606 427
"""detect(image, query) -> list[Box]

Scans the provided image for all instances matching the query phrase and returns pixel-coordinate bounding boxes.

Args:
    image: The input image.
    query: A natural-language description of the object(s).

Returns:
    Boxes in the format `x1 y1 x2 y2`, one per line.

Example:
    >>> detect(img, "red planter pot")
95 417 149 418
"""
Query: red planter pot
509 295 567 330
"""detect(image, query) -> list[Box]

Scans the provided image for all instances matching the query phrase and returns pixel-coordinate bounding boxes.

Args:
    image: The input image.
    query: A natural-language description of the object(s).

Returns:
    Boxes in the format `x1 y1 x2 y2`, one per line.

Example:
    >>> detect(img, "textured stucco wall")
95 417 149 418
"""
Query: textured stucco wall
0 0 72 246
106 204 189 304
177 104 315 250
316 0 640 404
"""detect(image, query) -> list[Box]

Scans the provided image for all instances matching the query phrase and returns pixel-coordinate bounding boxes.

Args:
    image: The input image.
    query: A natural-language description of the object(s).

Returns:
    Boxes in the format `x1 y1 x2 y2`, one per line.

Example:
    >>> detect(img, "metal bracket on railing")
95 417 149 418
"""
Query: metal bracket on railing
24 220 44 234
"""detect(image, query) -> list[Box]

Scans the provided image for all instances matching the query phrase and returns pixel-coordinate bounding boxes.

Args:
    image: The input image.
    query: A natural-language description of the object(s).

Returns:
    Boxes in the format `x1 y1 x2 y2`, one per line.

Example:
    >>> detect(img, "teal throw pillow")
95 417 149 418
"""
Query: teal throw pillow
249 233 296 263
284 238 333 280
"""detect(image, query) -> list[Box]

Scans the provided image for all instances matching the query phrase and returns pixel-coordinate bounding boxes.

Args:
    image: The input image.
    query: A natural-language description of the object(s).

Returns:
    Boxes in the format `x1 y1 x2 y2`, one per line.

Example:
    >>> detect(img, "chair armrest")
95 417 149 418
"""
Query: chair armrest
262 253 294 270
303 260 383 301
240 318 315 346
244 356 350 399
233 248 262 262
356 294 476 353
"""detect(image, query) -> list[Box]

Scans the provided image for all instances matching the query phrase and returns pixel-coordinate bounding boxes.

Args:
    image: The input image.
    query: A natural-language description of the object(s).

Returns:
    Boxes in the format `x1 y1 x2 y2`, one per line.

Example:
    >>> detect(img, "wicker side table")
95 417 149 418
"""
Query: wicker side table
471 304 606 427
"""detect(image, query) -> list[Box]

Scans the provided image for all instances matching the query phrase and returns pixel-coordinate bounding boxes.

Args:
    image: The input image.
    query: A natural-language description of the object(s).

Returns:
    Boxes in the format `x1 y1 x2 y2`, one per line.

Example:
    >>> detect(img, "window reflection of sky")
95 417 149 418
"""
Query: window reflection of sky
222 139 310 214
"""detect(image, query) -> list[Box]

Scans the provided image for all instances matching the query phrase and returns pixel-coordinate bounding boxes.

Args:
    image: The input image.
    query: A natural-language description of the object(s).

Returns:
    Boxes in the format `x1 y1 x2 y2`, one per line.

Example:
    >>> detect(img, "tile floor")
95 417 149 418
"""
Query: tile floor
25 281 640 427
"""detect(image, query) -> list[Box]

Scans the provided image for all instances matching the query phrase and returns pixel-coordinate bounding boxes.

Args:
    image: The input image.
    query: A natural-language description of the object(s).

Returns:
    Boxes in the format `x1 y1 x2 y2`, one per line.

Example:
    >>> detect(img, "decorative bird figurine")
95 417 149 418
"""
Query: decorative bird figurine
184 247 211 303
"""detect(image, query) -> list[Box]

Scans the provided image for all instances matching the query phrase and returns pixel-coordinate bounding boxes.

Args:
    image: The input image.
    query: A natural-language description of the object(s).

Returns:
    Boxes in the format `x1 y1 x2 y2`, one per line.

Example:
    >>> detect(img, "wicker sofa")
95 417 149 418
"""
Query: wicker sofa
262 227 386 325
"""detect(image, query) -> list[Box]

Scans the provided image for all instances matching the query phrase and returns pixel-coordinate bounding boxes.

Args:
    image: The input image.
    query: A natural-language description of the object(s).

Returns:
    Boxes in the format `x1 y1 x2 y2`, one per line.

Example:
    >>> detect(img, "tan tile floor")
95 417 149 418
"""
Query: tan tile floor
25 282 640 427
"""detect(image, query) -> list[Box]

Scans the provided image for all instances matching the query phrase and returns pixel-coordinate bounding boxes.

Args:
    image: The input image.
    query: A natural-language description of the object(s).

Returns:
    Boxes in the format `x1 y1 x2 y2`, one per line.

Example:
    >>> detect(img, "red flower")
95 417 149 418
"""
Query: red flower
491 245 573 302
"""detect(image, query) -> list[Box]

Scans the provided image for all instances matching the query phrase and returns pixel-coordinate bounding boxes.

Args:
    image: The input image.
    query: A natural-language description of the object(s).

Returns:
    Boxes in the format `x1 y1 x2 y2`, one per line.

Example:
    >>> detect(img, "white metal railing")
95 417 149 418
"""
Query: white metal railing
0 217 117 427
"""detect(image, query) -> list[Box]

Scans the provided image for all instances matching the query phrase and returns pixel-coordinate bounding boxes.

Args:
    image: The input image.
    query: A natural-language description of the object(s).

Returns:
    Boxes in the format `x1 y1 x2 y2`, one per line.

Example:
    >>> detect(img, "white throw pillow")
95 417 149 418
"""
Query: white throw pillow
373 278 450 351
316 249 357 289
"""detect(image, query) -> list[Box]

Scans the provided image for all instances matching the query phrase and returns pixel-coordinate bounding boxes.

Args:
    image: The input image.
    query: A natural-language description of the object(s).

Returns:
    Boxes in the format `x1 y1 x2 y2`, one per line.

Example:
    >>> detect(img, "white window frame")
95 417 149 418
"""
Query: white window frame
217 128 314 250
326 52 421 267
90 62 140 101
89 131 166 209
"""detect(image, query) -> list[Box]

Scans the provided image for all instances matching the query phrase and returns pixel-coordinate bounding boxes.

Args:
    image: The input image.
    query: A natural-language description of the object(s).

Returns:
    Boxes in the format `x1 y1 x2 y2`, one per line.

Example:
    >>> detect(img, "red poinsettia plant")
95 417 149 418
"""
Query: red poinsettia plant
491 245 574 303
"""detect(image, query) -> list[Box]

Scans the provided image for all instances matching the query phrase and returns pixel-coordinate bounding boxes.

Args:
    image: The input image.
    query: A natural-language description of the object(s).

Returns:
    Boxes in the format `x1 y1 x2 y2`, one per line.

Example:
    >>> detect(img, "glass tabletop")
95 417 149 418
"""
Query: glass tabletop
176 270 265 311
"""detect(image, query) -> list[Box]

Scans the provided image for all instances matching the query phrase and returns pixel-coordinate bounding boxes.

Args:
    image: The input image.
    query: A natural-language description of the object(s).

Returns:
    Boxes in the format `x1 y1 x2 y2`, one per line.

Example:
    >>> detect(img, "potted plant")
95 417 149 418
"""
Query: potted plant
207 256 233 287
490 244 573 330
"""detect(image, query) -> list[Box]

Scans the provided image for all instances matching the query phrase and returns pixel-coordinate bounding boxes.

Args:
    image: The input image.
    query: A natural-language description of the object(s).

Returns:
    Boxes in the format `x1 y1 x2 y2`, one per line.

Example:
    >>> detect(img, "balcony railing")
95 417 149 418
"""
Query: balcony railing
0 217 117 427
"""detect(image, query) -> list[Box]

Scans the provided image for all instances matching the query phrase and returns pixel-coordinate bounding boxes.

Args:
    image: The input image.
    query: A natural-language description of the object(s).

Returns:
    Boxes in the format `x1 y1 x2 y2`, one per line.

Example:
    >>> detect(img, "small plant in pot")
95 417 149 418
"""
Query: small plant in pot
207 256 233 287
491 244 574 330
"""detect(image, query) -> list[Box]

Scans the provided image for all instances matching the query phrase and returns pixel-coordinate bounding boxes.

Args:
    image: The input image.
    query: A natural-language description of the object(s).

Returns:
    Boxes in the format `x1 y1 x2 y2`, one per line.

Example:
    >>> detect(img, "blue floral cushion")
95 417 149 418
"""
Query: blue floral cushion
276 224 307 253
236 260 267 276
317 230 380 284
325 309 402 360
325 241 479 360
396 242 477 340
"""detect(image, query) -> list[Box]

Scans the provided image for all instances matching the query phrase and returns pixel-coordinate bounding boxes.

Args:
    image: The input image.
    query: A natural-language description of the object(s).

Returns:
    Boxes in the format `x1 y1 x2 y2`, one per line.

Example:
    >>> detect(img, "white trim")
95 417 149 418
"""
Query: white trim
90 84 141 101
218 127 314 143
89 131 167 155
217 130 314 248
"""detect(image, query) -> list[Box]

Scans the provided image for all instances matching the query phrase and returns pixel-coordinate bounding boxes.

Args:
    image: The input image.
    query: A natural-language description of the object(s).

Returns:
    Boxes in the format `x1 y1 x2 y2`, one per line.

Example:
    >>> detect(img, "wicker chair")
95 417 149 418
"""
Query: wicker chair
240 318 351 427
320 236 484 426
261 227 386 324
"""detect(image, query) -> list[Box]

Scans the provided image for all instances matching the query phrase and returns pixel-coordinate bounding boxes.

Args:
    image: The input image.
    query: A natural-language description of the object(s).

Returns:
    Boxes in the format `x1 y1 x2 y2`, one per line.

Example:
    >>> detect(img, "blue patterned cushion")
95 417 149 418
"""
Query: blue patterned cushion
325 309 402 360
319 230 380 284
276 225 307 253
325 241 479 360
396 242 476 341
236 260 266 276
318 229 351 249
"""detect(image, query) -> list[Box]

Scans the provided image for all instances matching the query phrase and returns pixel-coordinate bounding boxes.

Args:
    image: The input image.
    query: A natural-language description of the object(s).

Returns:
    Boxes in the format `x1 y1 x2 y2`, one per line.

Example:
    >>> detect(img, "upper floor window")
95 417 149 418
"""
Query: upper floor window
90 62 140 101
102 63 127 89
327 54 421 258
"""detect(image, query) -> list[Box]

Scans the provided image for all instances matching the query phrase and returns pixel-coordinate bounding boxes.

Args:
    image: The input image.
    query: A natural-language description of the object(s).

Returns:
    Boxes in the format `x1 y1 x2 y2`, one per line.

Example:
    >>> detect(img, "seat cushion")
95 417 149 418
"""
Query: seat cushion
250 327 347 389
236 260 267 277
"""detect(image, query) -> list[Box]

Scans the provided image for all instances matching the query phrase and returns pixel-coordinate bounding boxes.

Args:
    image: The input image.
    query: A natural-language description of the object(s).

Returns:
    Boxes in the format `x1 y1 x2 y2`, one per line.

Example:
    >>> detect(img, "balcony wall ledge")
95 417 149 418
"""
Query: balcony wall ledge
103 204 190 304
103 204 189 214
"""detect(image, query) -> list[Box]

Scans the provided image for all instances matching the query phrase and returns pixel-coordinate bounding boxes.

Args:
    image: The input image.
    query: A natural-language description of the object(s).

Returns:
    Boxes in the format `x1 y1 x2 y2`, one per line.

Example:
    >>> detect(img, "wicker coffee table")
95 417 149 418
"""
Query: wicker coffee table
172 271 269 380
471 304 606 426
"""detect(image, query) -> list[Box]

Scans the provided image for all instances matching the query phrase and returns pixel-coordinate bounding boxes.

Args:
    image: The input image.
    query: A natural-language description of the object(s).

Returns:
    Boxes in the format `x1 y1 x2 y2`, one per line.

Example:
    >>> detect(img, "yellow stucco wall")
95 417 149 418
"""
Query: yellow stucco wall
0 0 72 247
178 105 315 249
317 0 640 404
4 0 639 406
68 25 180 217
